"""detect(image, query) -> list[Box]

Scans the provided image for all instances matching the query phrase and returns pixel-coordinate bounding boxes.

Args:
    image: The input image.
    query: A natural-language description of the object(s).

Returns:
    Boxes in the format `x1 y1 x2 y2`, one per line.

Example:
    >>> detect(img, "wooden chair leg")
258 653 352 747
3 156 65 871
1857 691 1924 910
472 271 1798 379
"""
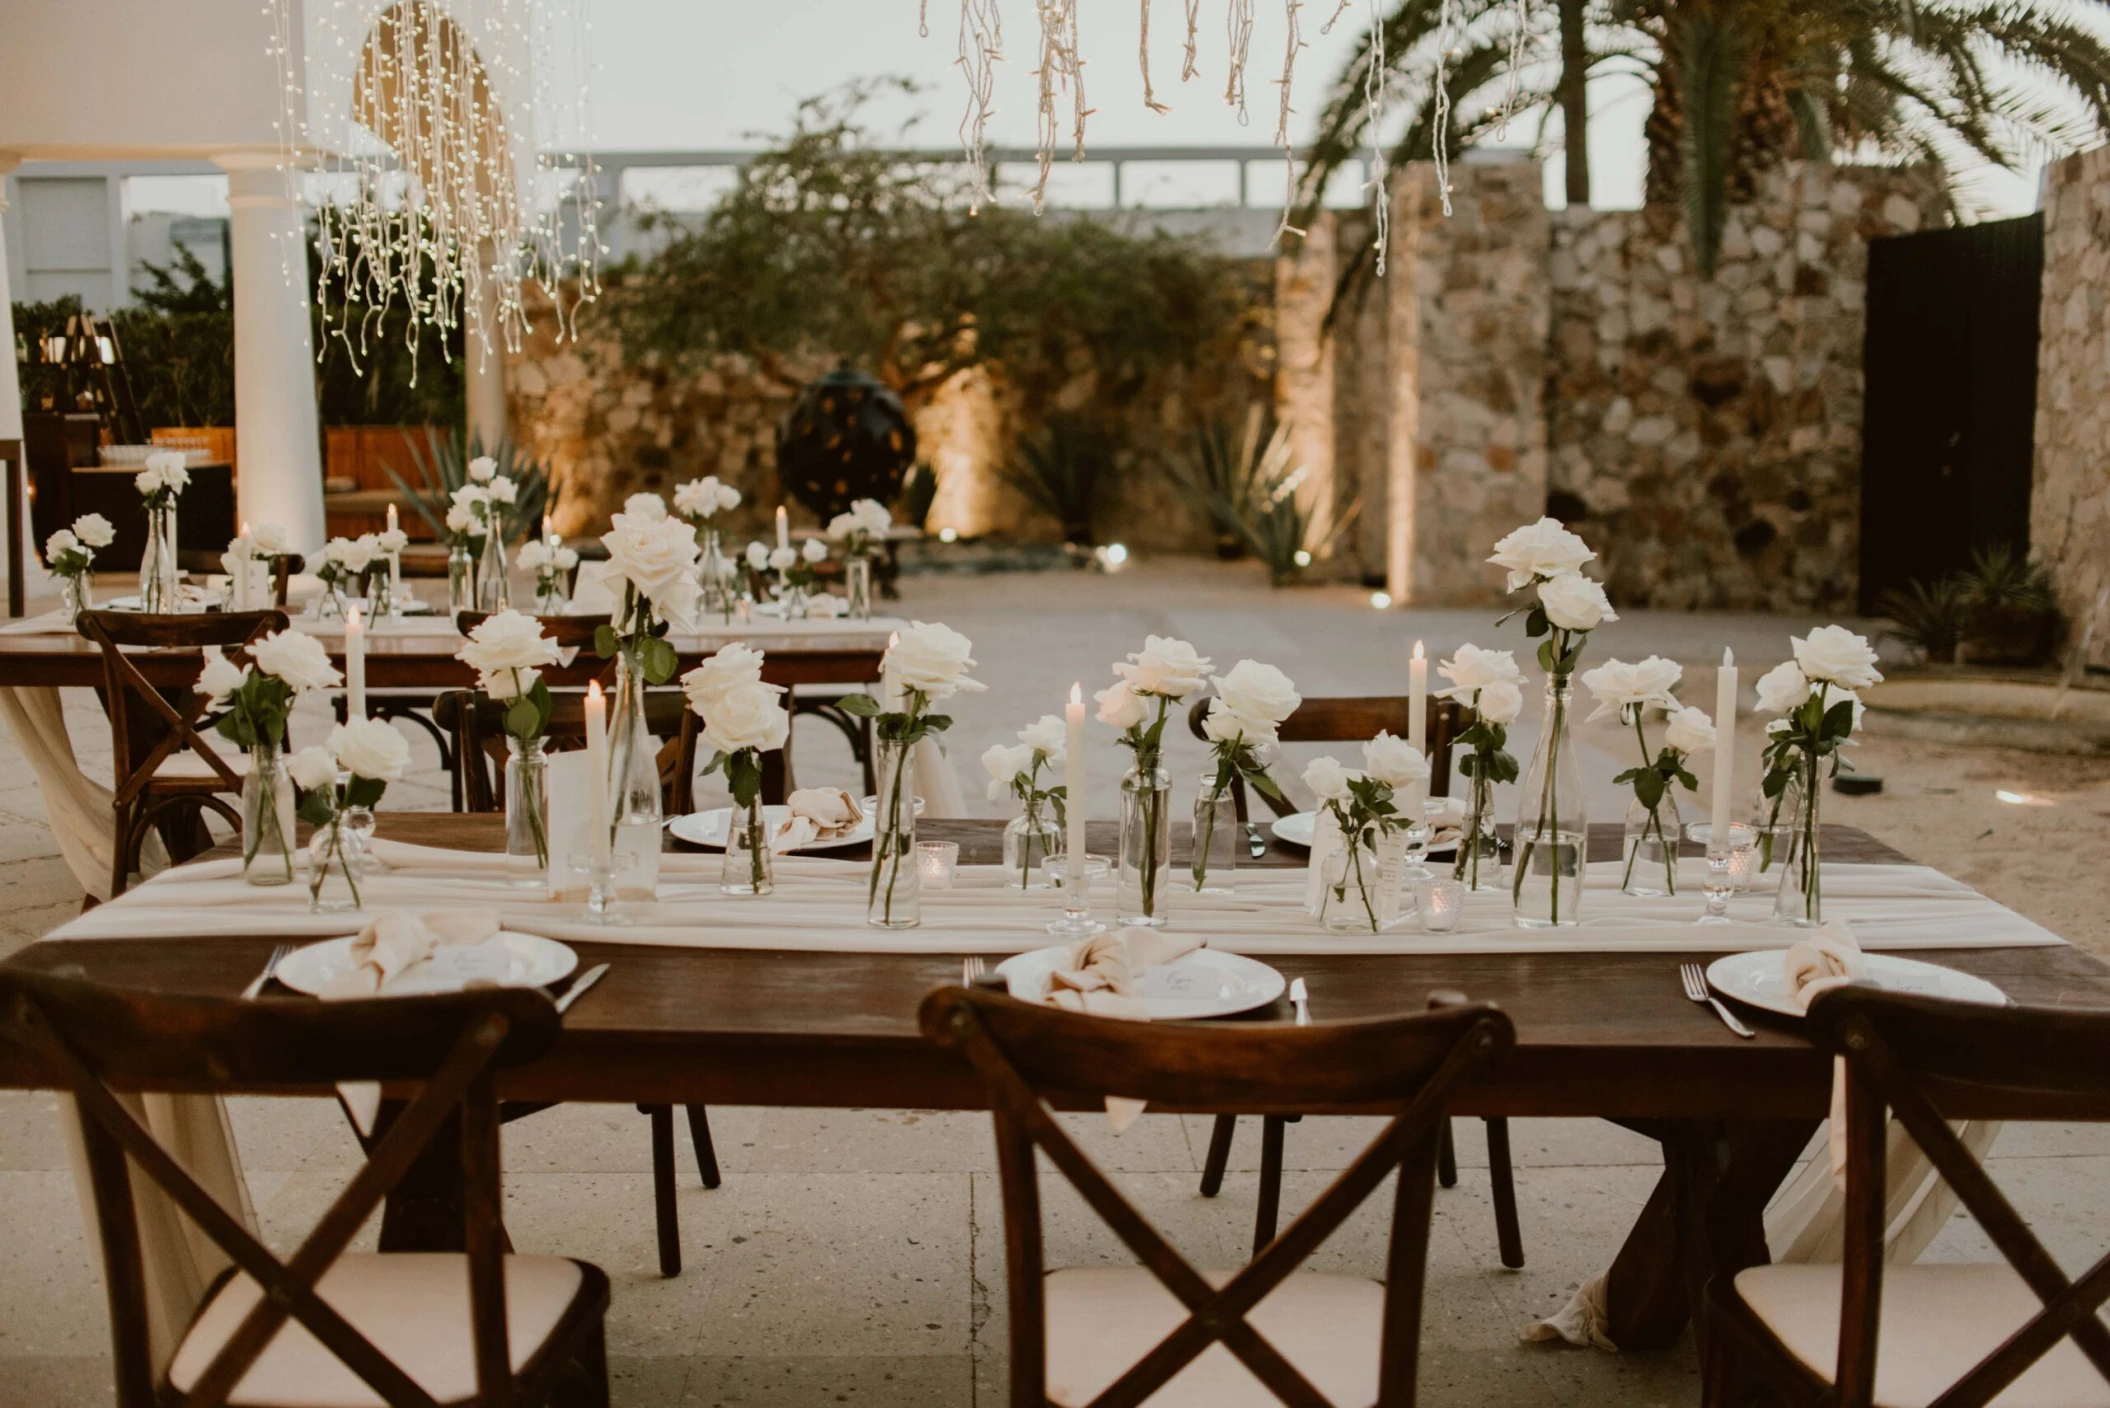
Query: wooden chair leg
1252 1115 1288 1256
684 1104 722 1189
1438 1118 1459 1188
1486 1116 1525 1268
640 1103 681 1277
1199 1113 1237 1197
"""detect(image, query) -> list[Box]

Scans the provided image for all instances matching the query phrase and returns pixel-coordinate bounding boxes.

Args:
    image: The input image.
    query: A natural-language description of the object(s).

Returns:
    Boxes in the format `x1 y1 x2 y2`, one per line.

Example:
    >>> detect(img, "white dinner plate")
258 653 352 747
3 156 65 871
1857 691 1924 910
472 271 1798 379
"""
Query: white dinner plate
1706 950 2008 1018
1268 810 1456 856
667 805 873 852
275 931 577 997
994 946 1286 1020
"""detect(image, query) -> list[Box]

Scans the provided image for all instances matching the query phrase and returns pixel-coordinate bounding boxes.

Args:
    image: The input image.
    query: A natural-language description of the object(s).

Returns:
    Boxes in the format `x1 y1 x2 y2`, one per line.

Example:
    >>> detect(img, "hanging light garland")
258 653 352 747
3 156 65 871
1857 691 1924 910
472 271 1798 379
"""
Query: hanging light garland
267 0 602 381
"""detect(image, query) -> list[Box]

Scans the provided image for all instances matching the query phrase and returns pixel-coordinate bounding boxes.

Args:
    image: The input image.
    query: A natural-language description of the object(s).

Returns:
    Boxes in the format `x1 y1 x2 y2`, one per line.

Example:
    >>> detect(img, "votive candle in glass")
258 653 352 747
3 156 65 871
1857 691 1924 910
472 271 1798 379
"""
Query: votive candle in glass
917 840 960 891
1418 878 1466 933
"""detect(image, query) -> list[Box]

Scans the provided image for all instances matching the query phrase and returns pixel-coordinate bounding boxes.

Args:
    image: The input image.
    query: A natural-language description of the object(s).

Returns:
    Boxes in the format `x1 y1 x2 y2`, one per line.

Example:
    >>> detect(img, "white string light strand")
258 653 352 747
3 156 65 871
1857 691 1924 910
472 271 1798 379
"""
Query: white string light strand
1320 0 1352 32
1431 0 1456 218
1182 0 1202 82
1494 0 1530 139
1032 0 1087 212
1272 0 1307 242
956 0 1004 214
920 0 931 39
1364 0 1392 270
1140 0 1171 114
1225 0 1256 122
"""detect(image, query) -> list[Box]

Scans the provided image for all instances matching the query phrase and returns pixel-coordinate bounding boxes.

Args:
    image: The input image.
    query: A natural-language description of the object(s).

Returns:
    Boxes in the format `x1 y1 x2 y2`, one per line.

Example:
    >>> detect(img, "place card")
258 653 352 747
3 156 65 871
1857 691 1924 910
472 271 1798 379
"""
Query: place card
427 945 512 983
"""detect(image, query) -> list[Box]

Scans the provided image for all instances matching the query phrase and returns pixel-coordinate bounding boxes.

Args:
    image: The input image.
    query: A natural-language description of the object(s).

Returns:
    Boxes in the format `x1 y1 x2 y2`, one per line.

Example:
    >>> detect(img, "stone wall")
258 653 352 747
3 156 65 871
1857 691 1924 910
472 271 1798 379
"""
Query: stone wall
2032 144 2110 666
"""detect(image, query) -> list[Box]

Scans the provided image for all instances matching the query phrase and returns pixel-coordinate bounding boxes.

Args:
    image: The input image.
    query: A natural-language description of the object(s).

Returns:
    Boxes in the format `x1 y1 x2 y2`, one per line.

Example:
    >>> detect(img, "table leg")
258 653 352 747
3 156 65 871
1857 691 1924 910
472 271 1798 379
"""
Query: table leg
1604 1119 1819 1352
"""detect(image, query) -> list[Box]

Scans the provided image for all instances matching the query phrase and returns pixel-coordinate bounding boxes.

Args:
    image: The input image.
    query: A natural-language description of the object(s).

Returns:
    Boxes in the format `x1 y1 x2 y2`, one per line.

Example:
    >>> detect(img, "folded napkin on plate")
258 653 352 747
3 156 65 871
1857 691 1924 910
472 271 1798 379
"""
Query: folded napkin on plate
1034 928 1202 1132
319 910 502 999
1784 920 1869 1187
771 788 865 851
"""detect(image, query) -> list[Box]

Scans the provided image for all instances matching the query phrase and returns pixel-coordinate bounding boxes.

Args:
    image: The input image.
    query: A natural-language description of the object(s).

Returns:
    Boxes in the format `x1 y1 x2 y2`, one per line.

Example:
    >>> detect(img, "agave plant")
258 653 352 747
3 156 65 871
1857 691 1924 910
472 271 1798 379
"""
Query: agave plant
1000 416 1109 547
1193 412 1362 586
384 430 552 545
1876 576 1967 664
1161 406 1278 558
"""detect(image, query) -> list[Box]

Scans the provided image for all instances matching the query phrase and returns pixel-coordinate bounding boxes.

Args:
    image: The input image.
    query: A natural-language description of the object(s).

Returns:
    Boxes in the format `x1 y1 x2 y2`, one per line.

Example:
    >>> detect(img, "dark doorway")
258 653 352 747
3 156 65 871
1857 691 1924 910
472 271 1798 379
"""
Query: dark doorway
1858 214 2043 613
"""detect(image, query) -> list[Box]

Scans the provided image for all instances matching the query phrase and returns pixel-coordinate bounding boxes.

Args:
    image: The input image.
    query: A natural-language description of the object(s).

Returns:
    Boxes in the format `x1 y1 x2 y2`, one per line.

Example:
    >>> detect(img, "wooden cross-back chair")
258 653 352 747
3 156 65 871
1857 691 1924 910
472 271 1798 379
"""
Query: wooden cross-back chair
175 549 305 608
922 985 1513 1408
1705 987 2110 1408
76 608 287 899
0 971 611 1408
1184 692 1520 1269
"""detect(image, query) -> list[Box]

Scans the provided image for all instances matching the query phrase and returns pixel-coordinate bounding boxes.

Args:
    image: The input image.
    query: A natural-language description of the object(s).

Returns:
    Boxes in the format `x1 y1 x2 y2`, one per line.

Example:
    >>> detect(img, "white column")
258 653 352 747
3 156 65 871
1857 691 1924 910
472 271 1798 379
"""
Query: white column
0 153 52 602
217 153 326 552
465 259 507 451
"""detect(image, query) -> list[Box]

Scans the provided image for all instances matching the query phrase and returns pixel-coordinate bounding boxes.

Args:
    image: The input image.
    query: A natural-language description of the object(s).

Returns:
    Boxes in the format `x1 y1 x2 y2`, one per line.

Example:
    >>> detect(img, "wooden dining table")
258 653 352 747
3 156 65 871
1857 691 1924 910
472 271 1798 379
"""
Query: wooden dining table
4 815 2107 1356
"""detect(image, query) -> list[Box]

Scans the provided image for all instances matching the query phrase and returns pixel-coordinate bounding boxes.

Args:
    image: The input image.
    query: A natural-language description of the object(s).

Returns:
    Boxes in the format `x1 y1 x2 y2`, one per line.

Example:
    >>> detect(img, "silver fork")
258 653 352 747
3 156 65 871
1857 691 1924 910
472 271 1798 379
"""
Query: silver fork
962 956 986 987
241 945 293 1001
1680 962 1754 1038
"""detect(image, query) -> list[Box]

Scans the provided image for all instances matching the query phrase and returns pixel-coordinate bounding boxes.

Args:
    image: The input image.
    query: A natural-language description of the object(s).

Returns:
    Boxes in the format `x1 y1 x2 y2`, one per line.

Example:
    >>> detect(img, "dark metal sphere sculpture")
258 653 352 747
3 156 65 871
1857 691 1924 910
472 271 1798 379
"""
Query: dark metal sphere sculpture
775 367 917 522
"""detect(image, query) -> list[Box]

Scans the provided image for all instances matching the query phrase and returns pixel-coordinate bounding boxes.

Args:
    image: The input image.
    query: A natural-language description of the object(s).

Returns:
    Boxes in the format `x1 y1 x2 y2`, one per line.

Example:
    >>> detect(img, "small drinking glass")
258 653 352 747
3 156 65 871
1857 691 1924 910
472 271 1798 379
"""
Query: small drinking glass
1418 878 1466 934
569 849 637 925
1041 853 1110 939
917 840 960 891
1685 822 1757 925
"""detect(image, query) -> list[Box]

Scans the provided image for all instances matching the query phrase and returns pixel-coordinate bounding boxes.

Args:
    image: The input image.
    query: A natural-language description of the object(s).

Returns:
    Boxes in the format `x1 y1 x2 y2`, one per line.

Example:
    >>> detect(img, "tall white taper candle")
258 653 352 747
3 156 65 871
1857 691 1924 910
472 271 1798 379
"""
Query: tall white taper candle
344 605 367 720
1711 647 1738 844
1408 640 1428 755
883 632 903 711
1065 683 1087 887
776 505 790 550
585 681 611 865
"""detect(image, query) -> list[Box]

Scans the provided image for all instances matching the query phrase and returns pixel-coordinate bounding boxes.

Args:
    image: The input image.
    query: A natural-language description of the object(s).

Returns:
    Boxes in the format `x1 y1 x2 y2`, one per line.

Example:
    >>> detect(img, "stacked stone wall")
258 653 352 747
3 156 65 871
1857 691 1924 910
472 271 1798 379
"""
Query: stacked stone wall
2032 144 2110 666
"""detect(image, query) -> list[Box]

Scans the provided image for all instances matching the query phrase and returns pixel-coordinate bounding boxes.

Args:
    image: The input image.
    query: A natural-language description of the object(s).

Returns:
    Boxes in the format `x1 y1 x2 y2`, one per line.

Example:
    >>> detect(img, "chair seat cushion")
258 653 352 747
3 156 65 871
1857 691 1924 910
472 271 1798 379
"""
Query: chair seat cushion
166 1252 586 1408
1735 1262 2110 1408
1043 1266 1383 1408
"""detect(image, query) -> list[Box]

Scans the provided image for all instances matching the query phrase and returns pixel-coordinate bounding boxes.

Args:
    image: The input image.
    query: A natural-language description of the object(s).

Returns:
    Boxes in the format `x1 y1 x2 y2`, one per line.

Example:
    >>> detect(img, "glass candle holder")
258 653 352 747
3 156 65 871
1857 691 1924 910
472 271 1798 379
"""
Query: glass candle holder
1686 821 1757 925
1418 878 1466 934
1042 853 1110 939
917 840 960 891
568 849 637 925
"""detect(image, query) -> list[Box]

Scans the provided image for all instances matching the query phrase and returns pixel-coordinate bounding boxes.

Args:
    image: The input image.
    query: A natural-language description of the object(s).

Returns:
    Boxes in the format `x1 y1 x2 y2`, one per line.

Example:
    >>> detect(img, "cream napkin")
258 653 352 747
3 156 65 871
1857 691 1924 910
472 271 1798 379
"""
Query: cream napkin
1784 920 1869 1187
1036 927 1202 1133
318 910 503 999
773 788 865 851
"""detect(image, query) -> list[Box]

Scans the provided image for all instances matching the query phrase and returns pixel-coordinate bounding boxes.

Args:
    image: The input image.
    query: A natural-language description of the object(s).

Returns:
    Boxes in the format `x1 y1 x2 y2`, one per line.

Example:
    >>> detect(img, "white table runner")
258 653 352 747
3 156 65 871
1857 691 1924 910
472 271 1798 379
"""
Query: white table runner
47 840 2065 956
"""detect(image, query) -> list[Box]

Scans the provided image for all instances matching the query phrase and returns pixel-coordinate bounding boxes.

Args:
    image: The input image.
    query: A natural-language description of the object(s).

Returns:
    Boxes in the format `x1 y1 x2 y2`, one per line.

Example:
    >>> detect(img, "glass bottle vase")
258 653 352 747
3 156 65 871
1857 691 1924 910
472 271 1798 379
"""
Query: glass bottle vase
1621 787 1685 898
867 736 920 927
241 742 297 886
448 543 477 613
1452 765 1503 891
476 529 510 611
1118 765 1173 927
1002 805 1062 890
60 574 92 628
1772 749 1823 926
696 529 729 617
366 563 395 621
844 556 873 620
1319 827 1405 933
1512 675 1587 928
138 501 179 613
505 737 550 888
607 646 662 899
1189 776 1238 895
306 813 364 913
722 793 776 896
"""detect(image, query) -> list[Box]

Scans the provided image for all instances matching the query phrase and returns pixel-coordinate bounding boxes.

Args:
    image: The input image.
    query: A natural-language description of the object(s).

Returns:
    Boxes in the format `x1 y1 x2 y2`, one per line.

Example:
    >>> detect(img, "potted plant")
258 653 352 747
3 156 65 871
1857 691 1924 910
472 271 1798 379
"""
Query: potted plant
1956 544 2060 667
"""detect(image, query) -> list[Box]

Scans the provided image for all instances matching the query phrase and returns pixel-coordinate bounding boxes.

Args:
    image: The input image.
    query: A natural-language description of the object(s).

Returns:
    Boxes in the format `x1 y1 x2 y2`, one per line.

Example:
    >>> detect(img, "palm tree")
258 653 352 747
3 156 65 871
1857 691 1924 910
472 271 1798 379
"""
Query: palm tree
1301 0 2110 274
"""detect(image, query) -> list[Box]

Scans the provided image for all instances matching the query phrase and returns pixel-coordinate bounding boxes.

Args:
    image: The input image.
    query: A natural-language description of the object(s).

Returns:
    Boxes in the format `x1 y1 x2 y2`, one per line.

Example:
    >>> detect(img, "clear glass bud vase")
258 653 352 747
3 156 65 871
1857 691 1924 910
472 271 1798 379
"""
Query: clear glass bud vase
1512 675 1587 928
1319 826 1405 933
139 502 179 613
60 574 92 627
505 737 550 888
448 543 477 613
241 742 296 886
1452 766 1503 891
366 563 395 621
1773 750 1824 926
1003 805 1062 890
1118 766 1173 927
476 529 510 611
307 812 364 913
868 737 920 927
1189 776 1238 894
844 556 873 620
697 529 729 617
722 794 775 896
1621 788 1684 898
607 648 663 899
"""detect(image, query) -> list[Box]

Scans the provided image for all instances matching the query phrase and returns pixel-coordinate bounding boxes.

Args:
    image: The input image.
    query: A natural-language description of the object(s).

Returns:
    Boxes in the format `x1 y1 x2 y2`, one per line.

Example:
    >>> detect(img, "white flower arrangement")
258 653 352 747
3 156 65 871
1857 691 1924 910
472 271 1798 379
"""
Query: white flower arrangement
1583 656 1708 894
134 451 190 505
826 498 893 557
46 513 115 578
682 643 792 892
673 476 742 521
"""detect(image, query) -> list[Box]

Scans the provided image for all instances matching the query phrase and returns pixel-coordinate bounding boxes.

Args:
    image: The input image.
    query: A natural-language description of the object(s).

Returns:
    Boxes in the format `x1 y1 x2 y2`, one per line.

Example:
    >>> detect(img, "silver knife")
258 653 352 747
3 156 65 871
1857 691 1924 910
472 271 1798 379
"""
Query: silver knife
1246 822 1268 859
556 963 610 1014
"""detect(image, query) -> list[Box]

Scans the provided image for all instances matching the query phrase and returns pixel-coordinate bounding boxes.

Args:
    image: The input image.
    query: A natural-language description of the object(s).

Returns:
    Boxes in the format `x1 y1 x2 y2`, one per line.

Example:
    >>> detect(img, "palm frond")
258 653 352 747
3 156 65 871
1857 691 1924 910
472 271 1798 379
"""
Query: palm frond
1677 12 1746 277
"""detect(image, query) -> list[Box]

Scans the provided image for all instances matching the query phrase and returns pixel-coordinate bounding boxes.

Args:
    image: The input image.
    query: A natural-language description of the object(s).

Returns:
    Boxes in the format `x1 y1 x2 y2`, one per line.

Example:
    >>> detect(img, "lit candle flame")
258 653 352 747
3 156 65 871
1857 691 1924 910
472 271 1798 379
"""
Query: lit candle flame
1070 682 1082 705
1413 640 1424 660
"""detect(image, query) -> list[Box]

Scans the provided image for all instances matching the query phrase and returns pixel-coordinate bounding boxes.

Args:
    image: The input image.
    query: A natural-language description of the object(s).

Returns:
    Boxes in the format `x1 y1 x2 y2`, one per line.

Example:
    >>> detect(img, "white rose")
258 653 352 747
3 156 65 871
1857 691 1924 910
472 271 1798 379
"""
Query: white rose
72 513 115 549
554 546 579 570
1537 572 1617 631
682 642 767 717
196 646 248 703
1663 705 1717 755
624 491 668 521
457 609 561 680
1116 635 1213 699
328 718 410 782
515 540 553 572
451 483 492 511
746 542 771 571
288 745 340 792
1362 731 1430 790
342 536 380 572
45 529 79 560
375 527 408 554
1095 680 1149 730
768 545 798 572
982 741 1034 799
1580 655 1683 722
487 476 518 506
673 478 724 519
1212 659 1301 729
1477 678 1524 726
481 665 541 702
445 504 479 536
134 466 163 496
1303 755 1358 803
826 511 859 540
1018 713 1068 761
853 499 892 536
250 629 342 694
1488 517 1594 591
891 620 985 699
251 522 291 554
603 511 704 628
702 679 790 755
1753 660 1812 715
1791 625 1884 690
1435 643 1524 699
801 537 828 564
1202 699 1275 748
467 456 496 483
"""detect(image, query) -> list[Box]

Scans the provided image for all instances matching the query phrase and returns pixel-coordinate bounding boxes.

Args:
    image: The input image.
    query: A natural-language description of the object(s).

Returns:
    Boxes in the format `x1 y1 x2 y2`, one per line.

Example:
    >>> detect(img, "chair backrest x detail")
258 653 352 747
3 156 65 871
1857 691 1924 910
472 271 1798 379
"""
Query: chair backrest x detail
921 986 1513 1408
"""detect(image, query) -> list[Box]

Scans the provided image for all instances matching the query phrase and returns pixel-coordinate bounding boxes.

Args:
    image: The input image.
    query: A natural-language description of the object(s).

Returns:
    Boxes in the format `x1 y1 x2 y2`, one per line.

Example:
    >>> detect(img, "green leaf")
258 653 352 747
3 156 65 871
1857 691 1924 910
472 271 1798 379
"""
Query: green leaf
1525 606 1550 638
1762 767 1791 798
727 749 762 809
593 624 618 660
297 792 336 828
504 697 542 741
836 694 883 719
921 714 953 734
1537 640 1559 674
1822 699 1857 739
1612 766 1645 785
1248 767 1291 809
1489 751 1520 784
343 776 387 809
1633 770 1666 810
642 636 680 685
